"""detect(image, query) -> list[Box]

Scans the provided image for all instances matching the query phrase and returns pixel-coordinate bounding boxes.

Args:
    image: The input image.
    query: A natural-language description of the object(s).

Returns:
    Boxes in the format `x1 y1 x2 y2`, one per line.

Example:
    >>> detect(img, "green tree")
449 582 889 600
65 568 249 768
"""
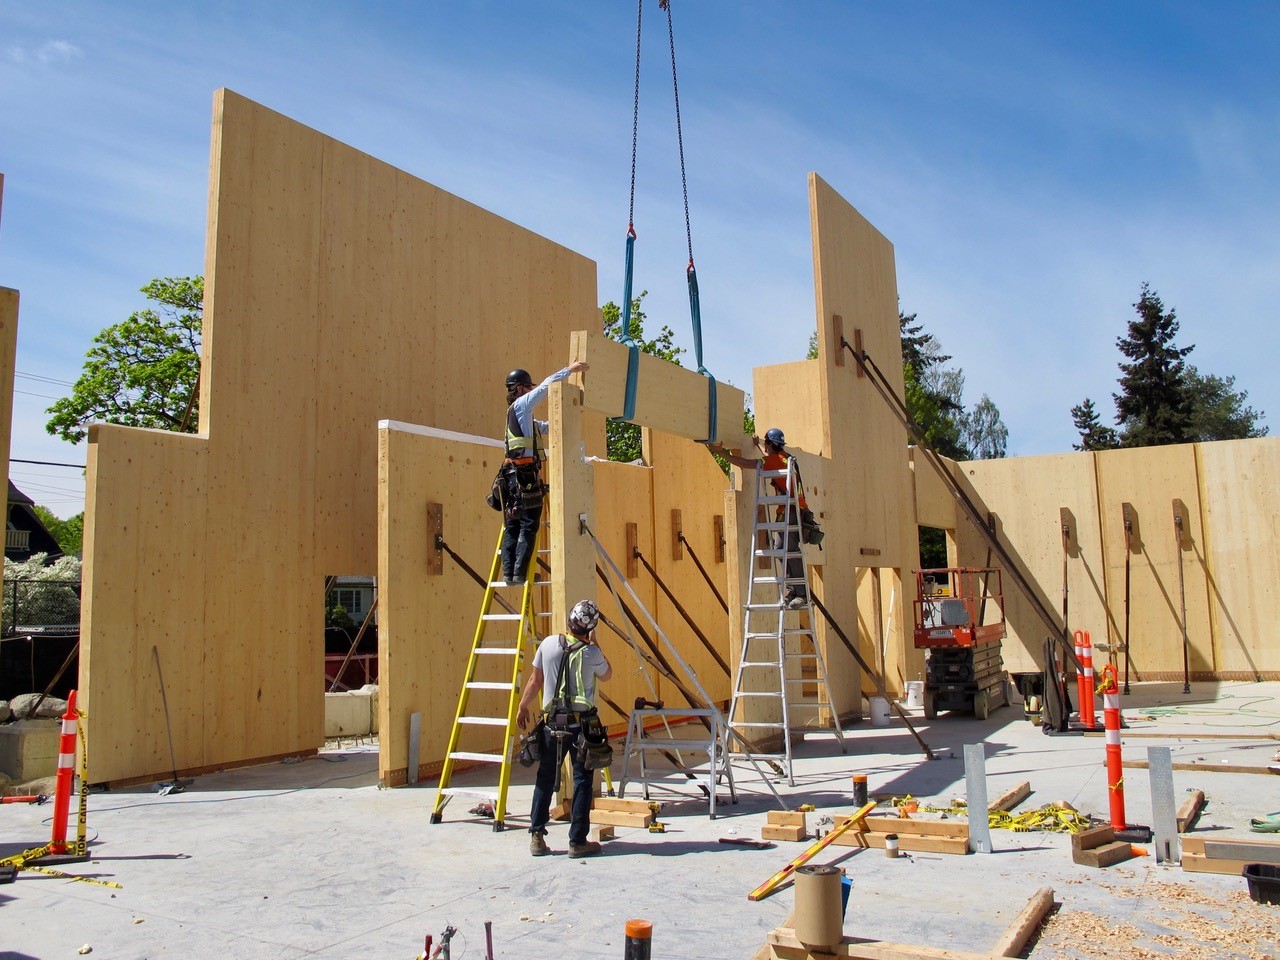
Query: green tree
1070 398 1121 451
1113 283 1193 447
3 553 82 627
600 291 685 462
33 506 84 555
962 395 1009 460
46 276 203 443
1183 366 1268 441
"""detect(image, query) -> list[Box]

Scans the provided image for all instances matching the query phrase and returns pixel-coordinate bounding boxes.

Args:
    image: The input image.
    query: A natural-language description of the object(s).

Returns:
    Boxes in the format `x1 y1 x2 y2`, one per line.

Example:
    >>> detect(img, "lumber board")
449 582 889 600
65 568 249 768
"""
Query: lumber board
571 329 744 443
1176 789 1206 833
987 781 1031 813
762 823 808 842
768 810 809 827
1181 852 1252 876
829 831 969 855
1197 838 1280 863
589 809 654 828
863 816 970 839
991 886 1055 958
1072 840 1133 868
1121 760 1279 776
767 927 1008 960
593 796 653 814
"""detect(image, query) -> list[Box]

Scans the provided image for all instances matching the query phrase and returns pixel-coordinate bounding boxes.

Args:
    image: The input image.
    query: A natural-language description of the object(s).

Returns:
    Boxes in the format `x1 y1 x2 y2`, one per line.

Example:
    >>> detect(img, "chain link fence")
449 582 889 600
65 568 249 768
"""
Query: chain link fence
3 577 82 637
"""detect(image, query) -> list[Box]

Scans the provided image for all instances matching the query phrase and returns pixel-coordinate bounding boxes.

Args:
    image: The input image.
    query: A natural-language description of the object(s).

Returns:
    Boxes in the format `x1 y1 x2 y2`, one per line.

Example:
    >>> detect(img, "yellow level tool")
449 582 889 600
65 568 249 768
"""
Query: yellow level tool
747 801 875 901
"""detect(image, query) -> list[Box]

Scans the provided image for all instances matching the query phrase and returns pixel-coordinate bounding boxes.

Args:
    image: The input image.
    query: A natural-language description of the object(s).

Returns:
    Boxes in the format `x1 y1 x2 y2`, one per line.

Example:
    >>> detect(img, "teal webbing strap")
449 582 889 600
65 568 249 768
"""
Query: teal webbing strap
687 265 717 443
614 229 640 423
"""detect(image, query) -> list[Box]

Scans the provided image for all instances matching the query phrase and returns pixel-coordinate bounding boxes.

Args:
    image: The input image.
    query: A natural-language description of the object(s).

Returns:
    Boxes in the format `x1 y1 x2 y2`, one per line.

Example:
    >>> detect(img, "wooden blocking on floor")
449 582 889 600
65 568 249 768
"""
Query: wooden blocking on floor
1176 789 1206 833
1071 824 1134 868
762 823 808 842
1182 835 1280 875
764 809 808 840
589 824 615 843
589 796 654 829
551 800 572 822
827 814 970 855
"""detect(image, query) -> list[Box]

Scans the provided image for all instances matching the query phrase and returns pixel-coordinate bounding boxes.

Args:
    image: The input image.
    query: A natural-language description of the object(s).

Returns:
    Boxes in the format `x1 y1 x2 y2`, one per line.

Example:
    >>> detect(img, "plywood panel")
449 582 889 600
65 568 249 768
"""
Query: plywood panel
954 452 1106 673
1096 444 1212 680
82 89 600 784
1196 437 1280 677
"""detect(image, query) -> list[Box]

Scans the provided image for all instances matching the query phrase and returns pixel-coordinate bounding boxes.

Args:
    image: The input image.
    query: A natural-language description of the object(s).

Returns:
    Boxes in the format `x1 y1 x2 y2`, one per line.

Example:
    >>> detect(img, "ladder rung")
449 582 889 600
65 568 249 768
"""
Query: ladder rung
731 721 785 728
460 716 511 726
466 681 515 691
482 613 523 622
440 788 499 800
739 661 782 668
735 692 784 699
476 647 520 655
745 602 786 610
754 549 787 558
744 633 783 640
447 751 504 763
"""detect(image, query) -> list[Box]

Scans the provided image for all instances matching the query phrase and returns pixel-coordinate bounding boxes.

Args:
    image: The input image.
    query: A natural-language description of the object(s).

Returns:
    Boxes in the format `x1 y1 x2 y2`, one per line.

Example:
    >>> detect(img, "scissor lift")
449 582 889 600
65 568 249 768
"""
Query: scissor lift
913 567 1008 720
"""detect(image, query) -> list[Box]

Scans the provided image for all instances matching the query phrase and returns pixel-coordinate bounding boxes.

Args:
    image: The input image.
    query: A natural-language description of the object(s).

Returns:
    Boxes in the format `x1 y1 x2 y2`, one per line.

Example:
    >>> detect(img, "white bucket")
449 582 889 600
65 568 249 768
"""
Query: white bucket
870 696 891 727
904 681 924 710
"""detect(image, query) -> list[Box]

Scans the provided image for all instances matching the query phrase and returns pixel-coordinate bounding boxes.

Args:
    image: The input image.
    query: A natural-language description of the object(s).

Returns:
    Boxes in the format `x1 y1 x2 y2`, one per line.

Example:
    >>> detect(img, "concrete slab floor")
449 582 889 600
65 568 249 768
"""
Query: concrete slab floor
3 681 1280 960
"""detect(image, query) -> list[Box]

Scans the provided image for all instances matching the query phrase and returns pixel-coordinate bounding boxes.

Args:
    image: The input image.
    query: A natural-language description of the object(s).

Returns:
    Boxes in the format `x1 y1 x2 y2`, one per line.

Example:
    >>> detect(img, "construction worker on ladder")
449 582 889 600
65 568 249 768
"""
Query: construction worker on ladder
498 360 589 584
708 428 809 608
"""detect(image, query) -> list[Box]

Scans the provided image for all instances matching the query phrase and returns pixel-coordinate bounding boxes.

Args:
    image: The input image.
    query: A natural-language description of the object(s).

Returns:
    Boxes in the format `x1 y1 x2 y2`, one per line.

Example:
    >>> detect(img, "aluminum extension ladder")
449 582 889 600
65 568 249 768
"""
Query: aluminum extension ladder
727 457 845 785
430 521 548 831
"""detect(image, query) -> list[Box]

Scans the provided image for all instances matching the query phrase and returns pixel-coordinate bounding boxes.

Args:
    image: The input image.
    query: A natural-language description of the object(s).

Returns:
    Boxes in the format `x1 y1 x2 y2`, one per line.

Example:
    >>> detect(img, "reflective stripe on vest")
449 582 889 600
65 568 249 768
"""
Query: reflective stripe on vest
505 403 540 463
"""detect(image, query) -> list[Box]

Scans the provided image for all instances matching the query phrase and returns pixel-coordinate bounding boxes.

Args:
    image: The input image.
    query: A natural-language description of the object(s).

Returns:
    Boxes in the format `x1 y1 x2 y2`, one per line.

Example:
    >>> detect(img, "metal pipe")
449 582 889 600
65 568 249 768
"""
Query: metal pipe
678 532 729 614
633 547 730 675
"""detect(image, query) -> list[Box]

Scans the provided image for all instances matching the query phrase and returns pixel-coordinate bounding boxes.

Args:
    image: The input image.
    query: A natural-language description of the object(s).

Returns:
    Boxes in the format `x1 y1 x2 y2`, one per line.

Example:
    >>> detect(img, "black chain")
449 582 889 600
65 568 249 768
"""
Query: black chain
628 0 644 230
663 0 694 266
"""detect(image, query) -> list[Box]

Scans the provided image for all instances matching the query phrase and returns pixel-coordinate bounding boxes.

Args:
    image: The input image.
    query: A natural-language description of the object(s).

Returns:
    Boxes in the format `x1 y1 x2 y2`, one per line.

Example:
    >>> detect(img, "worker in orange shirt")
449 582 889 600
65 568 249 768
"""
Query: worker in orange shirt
708 428 809 609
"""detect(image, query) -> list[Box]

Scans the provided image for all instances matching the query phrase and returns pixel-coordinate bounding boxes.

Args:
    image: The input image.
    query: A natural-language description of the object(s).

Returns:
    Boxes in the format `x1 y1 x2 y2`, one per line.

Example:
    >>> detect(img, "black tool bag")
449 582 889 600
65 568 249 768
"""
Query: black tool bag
513 717 544 767
574 709 614 771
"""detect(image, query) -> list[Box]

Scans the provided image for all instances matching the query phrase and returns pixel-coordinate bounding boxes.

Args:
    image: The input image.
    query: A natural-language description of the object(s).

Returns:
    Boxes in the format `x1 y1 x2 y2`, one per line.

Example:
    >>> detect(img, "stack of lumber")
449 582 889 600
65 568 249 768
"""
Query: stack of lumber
1070 824 1135 868
827 814 970 855
1182 835 1280 875
589 797 654 828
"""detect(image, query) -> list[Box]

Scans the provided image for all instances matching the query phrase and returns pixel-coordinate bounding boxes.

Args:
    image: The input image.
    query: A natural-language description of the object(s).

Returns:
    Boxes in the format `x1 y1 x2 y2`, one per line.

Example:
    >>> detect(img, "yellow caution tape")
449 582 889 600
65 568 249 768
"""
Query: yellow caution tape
22 864 122 889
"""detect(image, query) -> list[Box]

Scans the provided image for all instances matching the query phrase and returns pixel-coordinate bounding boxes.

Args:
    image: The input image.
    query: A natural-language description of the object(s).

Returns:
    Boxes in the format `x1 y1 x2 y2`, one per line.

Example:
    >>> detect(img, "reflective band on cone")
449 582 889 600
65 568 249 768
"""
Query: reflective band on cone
1081 631 1097 729
624 919 652 960
1100 665 1126 830
1073 630 1086 721
50 690 78 854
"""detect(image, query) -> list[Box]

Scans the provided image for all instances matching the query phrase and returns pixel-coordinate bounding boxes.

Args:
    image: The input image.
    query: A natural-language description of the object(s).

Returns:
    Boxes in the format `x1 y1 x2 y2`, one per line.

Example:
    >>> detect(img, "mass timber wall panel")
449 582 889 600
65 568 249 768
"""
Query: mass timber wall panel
808 173 911 567
1197 438 1280 677
954 452 1106 673
1096 445 1213 678
912 447 957 531
82 89 598 784
377 425 506 786
647 429 735 707
83 427 210 776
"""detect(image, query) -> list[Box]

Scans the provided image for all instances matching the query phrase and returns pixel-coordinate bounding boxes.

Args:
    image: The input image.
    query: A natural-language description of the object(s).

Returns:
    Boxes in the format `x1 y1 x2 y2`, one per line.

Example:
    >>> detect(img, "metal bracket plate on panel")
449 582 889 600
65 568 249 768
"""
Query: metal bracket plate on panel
1148 746 1180 864
965 743 993 854
408 711 422 786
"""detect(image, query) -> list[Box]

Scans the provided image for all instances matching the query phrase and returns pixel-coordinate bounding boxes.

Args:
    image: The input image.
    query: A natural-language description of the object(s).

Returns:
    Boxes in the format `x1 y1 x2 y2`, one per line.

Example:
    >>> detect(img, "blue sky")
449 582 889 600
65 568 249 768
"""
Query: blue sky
2 1 1277 518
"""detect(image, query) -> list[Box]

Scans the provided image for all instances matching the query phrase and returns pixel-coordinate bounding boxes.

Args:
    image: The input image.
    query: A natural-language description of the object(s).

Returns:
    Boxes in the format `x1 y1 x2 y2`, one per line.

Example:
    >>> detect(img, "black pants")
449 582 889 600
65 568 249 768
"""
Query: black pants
501 498 543 581
529 725 593 845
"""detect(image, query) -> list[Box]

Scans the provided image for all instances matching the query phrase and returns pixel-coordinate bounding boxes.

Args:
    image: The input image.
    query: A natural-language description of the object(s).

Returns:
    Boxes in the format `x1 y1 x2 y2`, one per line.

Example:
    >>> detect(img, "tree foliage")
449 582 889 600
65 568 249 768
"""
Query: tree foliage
46 276 203 443
1070 398 1120 451
33 506 84 555
600 291 685 462
1072 283 1266 449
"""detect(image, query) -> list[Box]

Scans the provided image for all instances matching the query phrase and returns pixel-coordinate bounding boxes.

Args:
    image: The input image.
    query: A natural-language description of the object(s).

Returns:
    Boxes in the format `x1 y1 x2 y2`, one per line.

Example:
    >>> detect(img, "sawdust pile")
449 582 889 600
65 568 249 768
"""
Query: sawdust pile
1036 879 1280 960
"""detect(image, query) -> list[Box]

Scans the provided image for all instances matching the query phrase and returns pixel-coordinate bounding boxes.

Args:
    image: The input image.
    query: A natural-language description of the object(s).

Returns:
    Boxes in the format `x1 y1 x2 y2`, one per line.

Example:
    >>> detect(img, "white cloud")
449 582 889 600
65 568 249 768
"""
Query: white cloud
6 39 83 65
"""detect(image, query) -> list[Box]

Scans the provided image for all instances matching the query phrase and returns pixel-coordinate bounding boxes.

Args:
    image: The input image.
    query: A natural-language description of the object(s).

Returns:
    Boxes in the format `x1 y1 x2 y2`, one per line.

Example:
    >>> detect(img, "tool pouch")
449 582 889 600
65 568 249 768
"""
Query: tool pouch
574 710 613 771
514 718 545 767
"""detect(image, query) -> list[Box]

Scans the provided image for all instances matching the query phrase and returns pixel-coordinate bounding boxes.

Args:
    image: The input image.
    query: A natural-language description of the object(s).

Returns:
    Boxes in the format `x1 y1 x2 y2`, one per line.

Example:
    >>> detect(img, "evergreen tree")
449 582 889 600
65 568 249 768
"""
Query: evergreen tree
1113 283 1193 447
1183 366 1268 441
1070 398 1121 451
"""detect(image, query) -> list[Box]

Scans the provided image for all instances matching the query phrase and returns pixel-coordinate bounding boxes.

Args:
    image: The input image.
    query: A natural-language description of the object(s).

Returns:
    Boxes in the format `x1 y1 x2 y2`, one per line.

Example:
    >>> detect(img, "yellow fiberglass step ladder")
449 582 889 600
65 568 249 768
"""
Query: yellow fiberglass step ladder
728 457 845 786
430 522 548 831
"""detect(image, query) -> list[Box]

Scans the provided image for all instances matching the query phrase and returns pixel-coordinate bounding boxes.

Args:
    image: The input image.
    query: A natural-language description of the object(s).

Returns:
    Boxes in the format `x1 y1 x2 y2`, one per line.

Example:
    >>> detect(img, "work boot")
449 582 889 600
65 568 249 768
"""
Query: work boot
787 594 809 610
529 833 550 857
568 840 601 858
